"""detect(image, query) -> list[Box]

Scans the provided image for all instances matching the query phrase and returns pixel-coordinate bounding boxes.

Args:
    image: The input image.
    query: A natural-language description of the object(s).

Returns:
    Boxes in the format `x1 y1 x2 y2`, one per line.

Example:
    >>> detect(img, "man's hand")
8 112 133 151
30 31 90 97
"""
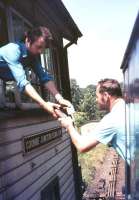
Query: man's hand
55 109 73 129
54 109 67 118
42 102 60 118
58 116 73 129
58 98 72 107
57 98 75 116
55 93 72 107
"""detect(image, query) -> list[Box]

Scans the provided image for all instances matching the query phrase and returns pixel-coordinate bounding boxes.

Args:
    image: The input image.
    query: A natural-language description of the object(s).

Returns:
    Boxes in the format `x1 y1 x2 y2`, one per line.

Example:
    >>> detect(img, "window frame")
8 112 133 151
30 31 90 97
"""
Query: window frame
0 3 15 109
51 47 62 94
7 7 33 42
0 6 62 112
5 7 40 110
40 47 58 102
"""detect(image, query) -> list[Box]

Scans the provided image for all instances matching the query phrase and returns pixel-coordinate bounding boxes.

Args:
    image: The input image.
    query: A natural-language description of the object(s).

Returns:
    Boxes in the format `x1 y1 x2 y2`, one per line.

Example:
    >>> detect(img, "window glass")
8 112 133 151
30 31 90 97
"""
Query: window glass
11 12 34 103
41 177 60 200
41 48 56 102
12 14 24 41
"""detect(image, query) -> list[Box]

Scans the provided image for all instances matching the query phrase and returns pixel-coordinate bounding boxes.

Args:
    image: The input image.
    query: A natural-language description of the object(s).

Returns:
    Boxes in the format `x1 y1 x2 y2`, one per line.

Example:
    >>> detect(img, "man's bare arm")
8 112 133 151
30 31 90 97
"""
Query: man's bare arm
44 81 73 107
25 84 60 117
44 81 59 97
57 115 100 152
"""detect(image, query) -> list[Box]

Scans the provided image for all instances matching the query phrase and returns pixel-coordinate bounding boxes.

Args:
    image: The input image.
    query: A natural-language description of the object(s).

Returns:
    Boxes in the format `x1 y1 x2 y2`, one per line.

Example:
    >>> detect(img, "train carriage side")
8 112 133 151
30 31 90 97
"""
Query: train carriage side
121 12 139 200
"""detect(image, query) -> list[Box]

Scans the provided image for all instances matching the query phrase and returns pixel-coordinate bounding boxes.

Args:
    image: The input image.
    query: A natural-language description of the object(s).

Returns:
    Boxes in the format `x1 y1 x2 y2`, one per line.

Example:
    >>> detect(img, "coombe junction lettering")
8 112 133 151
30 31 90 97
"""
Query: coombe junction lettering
23 127 62 154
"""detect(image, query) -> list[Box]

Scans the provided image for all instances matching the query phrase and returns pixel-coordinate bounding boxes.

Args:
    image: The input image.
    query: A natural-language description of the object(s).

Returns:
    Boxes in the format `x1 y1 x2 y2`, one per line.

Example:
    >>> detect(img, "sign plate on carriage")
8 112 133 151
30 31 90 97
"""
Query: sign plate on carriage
23 127 62 154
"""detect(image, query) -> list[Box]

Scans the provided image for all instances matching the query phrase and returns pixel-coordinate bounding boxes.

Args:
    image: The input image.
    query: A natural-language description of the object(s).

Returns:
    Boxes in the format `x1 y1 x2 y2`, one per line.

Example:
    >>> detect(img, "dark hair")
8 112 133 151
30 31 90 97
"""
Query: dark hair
98 78 122 97
24 26 53 44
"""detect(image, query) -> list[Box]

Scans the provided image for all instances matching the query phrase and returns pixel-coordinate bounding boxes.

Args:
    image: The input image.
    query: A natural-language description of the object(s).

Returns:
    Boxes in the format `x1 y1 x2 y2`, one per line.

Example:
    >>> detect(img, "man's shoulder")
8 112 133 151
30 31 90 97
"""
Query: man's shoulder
100 112 113 124
0 42 20 52
110 99 125 114
100 100 125 124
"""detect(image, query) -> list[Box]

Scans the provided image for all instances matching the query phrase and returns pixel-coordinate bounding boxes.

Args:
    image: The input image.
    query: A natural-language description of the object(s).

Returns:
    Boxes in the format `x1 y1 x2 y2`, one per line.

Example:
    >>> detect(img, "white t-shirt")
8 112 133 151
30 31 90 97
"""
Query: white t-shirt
92 99 130 164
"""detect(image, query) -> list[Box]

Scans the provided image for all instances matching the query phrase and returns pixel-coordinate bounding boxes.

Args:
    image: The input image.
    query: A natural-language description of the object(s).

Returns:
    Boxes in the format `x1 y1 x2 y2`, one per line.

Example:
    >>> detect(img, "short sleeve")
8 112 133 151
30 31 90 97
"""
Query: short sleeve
92 114 117 145
1 43 30 91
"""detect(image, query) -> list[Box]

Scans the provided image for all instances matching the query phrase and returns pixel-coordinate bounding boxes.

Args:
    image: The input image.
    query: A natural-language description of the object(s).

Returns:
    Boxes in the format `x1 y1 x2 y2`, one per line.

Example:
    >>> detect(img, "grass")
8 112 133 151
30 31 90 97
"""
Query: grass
78 143 108 185
75 120 109 186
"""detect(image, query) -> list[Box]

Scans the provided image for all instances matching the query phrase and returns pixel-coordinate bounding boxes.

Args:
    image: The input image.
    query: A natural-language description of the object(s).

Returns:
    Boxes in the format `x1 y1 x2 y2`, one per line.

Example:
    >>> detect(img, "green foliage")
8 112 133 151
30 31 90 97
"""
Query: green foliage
74 112 89 127
70 79 104 123
79 85 97 120
70 79 83 110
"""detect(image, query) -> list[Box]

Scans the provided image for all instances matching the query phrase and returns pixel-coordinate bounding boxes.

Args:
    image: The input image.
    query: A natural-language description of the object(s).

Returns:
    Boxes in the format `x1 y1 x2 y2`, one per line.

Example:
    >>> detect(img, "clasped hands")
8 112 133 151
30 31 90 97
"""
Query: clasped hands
42 98 74 129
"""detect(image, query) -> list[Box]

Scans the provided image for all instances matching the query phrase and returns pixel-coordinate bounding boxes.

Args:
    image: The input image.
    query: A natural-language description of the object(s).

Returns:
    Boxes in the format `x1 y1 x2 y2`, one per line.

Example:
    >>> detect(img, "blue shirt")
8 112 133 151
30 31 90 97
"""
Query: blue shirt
0 42 53 92
91 99 130 164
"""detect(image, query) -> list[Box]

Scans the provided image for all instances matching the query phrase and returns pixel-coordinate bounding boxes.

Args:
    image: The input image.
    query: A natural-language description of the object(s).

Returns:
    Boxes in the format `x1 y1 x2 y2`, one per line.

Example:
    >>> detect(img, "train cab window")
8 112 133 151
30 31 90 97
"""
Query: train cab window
41 177 60 200
11 11 60 107
0 8 61 110
0 9 34 108
11 10 35 104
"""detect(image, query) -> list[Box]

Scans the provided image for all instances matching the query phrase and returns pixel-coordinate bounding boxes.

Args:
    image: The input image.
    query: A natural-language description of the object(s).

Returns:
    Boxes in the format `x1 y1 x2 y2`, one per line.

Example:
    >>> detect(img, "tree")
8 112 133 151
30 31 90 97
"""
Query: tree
79 84 98 120
70 79 83 110
70 80 105 127
74 112 89 127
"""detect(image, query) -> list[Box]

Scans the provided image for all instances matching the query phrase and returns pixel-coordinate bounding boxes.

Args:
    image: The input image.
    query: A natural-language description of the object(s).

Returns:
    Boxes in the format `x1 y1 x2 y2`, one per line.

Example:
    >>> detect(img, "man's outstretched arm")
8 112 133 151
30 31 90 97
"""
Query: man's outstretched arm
25 84 60 118
44 81 73 107
55 110 100 152
66 121 99 152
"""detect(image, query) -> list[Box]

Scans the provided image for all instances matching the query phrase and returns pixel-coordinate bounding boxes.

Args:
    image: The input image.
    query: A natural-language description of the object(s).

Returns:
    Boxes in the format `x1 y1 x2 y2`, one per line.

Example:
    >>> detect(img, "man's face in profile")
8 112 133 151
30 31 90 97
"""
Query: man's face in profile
26 36 46 55
96 85 109 111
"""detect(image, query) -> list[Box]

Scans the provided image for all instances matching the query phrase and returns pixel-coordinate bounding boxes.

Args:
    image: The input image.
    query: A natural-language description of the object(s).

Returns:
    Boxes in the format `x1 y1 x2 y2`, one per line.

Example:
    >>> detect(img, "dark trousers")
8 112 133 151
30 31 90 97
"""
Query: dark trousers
0 62 15 81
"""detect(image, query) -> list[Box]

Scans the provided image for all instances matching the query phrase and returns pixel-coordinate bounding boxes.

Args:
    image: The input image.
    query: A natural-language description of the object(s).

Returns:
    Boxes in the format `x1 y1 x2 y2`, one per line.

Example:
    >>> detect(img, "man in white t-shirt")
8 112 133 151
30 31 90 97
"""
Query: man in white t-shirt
56 78 131 197
56 78 129 164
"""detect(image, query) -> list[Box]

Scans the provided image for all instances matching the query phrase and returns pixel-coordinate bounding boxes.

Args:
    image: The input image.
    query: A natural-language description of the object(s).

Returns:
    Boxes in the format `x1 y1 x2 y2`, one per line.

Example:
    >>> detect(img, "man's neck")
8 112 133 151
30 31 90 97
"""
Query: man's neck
110 97 122 111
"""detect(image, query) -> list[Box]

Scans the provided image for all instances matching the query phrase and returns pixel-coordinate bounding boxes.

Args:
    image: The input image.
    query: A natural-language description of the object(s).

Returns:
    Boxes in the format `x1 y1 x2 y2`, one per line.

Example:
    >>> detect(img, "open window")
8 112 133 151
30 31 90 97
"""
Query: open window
0 7 61 111
40 48 60 102
7 8 36 108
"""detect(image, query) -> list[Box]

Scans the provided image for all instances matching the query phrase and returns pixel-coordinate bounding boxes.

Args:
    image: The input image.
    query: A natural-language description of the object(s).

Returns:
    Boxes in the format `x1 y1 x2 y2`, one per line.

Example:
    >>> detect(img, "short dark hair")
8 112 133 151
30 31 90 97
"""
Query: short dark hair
24 26 53 44
98 78 122 97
